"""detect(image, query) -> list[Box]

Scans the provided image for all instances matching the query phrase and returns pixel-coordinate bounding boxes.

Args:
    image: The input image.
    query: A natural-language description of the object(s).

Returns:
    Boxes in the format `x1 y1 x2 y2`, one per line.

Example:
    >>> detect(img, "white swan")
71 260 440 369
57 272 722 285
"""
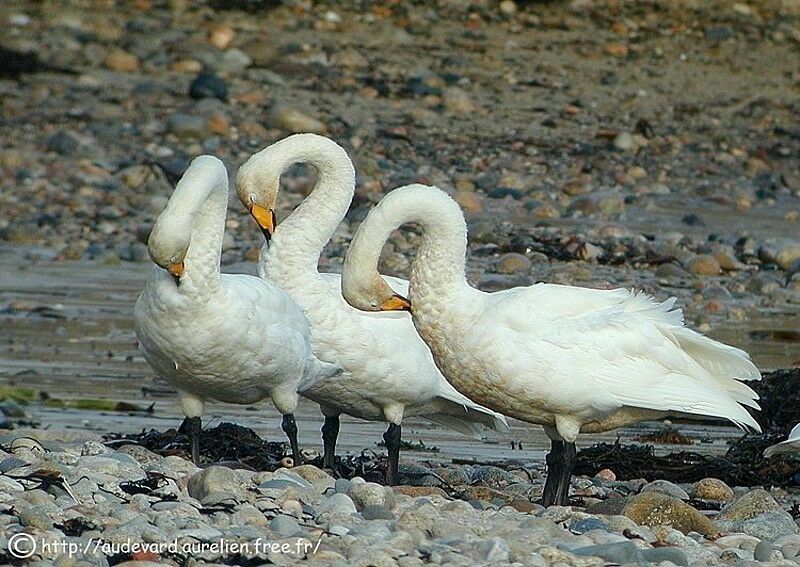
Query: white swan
765 424 800 458
235 134 509 484
340 183 762 505
134 155 339 465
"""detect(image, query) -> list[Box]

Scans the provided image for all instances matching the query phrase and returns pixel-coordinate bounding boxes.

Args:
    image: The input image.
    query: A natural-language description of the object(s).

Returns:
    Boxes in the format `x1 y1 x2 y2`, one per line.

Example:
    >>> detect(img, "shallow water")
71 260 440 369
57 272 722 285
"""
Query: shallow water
0 244 783 465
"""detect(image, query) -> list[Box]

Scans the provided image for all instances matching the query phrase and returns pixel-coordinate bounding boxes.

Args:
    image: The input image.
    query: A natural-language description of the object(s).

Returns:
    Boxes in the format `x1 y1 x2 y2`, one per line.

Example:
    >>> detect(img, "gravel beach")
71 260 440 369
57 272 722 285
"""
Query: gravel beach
1 0 800 565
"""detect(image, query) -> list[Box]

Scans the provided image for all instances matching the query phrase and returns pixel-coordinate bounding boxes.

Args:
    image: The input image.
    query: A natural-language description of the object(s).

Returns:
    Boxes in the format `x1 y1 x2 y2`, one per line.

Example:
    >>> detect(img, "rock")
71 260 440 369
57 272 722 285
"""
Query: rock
639 547 689 565
362 505 395 520
442 87 477 113
595 469 616 482
716 489 799 541
104 49 139 71
573 541 638 563
612 132 635 150
754 540 774 561
454 190 484 213
569 192 625 216
499 0 518 17
208 25 235 49
686 254 721 276
317 493 357 517
189 72 228 101
188 466 244 501
718 511 799 542
45 130 82 155
334 478 352 494
496 253 531 274
776 242 800 270
604 42 629 58
218 48 251 73
269 515 301 537
714 246 744 270
570 517 609 534
588 492 717 536
18 505 54 530
331 49 369 69
81 440 110 456
393 486 448 499
347 482 393 510
479 537 511 562
641 480 690 500
692 478 734 502
717 489 786 521
167 113 210 138
269 105 327 134
287 465 329 484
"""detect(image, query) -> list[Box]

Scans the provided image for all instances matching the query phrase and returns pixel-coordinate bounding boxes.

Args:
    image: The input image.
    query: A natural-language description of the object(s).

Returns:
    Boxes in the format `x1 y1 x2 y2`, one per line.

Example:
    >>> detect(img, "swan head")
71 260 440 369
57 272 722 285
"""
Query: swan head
147 213 191 284
341 270 411 313
236 157 279 242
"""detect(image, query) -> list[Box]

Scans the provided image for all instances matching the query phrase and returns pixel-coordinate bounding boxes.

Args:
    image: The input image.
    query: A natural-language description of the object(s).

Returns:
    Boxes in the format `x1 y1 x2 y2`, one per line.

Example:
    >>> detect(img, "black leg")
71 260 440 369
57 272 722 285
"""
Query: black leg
383 423 401 486
183 416 201 466
555 442 577 506
282 413 302 465
322 415 340 470
542 439 564 507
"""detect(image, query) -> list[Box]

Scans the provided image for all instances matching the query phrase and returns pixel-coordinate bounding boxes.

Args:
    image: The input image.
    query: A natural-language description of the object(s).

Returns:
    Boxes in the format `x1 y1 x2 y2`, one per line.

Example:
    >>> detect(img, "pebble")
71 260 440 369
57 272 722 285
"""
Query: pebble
189 72 229 101
612 132 635 150
187 466 245 501
692 478 734 501
167 113 210 138
104 49 139 71
45 130 82 155
776 242 800 270
442 87 477 113
331 48 369 69
716 489 800 541
641 479 690 500
208 25 235 49
496 252 531 274
268 105 327 134
686 254 722 276
269 515 302 537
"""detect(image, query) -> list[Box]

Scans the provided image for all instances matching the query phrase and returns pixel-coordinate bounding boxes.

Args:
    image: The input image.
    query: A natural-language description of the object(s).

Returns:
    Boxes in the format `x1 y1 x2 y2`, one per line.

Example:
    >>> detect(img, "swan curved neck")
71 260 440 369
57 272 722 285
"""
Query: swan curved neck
154 157 228 294
267 137 355 279
349 184 468 295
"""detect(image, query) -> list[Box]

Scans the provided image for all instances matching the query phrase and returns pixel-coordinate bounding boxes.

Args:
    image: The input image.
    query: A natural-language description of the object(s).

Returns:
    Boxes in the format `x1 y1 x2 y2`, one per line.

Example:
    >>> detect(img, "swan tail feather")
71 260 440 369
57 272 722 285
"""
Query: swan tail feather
298 358 342 393
424 395 510 437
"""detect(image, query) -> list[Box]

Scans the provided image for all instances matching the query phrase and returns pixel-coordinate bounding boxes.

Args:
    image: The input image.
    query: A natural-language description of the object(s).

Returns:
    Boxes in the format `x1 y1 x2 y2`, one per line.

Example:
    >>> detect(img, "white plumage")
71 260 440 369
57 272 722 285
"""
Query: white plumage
341 183 762 503
235 134 509 482
134 155 339 463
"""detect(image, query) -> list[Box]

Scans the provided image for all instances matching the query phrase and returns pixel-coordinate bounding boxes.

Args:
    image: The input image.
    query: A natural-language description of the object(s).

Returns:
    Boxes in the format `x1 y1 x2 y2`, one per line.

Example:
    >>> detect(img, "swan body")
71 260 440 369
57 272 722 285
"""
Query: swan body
341 183 762 502
134 155 338 463
235 134 508 481
765 423 800 458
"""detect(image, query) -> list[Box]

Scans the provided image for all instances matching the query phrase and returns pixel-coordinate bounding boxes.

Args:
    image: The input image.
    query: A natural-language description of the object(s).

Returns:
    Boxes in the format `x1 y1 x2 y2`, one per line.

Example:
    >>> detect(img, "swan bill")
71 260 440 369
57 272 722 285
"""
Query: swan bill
380 294 412 312
250 203 276 241
167 261 185 279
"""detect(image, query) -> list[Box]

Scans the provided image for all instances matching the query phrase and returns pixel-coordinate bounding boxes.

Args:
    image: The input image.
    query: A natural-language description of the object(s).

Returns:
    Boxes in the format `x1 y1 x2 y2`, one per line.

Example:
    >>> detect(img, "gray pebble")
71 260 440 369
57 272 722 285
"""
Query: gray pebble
573 541 638 564
269 515 301 537
753 540 774 561
639 547 689 565
361 504 395 520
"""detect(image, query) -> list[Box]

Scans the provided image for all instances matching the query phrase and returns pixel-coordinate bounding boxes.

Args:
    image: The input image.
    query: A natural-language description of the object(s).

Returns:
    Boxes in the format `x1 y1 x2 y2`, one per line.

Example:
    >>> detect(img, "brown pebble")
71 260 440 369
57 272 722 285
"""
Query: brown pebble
208 25 235 49
104 49 140 72
686 255 721 276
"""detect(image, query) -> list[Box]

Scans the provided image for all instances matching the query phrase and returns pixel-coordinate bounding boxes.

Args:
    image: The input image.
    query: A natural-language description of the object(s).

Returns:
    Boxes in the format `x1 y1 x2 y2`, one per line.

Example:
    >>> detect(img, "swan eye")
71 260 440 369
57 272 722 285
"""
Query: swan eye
370 300 378 309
